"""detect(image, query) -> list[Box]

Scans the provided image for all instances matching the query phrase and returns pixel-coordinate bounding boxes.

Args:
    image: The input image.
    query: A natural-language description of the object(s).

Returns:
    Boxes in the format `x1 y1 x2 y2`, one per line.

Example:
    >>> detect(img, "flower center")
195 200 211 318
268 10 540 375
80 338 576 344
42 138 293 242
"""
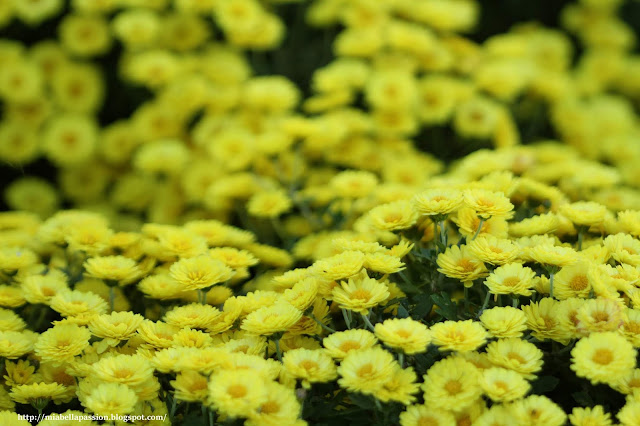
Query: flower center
592 349 613 365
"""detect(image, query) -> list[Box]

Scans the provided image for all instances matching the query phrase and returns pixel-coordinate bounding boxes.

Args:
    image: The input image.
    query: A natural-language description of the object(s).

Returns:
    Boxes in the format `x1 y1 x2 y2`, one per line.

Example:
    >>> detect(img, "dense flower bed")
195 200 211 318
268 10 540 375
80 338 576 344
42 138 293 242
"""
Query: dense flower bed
1 0 640 425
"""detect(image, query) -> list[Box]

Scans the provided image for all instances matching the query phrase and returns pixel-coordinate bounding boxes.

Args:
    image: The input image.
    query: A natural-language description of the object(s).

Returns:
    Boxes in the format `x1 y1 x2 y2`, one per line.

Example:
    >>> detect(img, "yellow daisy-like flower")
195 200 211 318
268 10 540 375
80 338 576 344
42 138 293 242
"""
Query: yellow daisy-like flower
575 298 624 334
480 306 527 338
282 278 318 311
571 332 636 385
522 298 567 343
569 406 613 426
412 188 464 216
49 290 109 323
453 207 509 239
363 252 406 274
528 244 579 268
509 395 566 426
330 170 378 199
337 347 396 395
559 201 607 227
9 382 69 405
247 189 292 218
241 301 302 336
0 308 26 332
509 213 559 237
21 272 69 305
604 233 640 266
282 348 337 388
88 311 144 352
209 247 259 269
374 317 431 355
137 273 183 300
34 323 91 364
208 369 267 419
553 262 593 300
430 319 487 352
311 250 365 281
463 188 514 219
436 245 488 286
422 356 481 412
479 367 530 402
170 370 209 403
486 337 543 379
467 235 519 266
83 255 139 284
322 329 378 359
0 330 37 359
3 360 38 387
367 200 419 232
164 303 222 330
245 381 302 426
618 400 640 426
169 255 234 291
331 274 390 314
83 383 138 417
399 404 456 426
93 354 155 390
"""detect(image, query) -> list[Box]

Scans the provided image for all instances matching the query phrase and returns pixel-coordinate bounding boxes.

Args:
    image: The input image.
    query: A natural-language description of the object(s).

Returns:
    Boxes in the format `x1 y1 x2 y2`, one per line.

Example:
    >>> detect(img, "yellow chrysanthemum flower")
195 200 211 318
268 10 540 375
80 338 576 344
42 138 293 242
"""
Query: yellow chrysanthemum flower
468 235 519 266
479 367 530 402
282 348 337 388
463 188 514 219
84 255 139 284
374 317 431 355
569 405 613 426
331 274 390 314
560 201 608 227
436 244 488 286
618 400 640 426
169 255 234 292
247 189 292 218
480 306 527 338
412 188 464 216
9 382 69 406
83 382 137 417
245 381 302 426
241 301 302 336
311 250 365 281
430 319 487 352
422 356 481 412
34 323 90 364
322 329 378 359
170 370 209 403
367 200 419 232
571 332 636 385
486 337 543 379
509 395 566 426
337 347 396 395
208 369 267 419
399 404 456 426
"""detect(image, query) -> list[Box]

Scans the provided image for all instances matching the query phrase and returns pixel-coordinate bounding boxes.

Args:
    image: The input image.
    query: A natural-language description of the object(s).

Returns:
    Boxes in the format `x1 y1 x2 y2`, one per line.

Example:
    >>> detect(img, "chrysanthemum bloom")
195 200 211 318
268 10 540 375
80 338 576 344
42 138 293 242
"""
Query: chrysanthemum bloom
247 189 292 218
137 320 179 350
374 365 419 405
282 348 337 388
282 278 318 311
0 411 29 425
209 247 259 269
473 405 514 426
618 400 640 426
571 332 636 385
208 369 267 419
604 233 640 266
430 320 487 352
364 252 406 274
479 367 530 402
137 273 183 300
480 306 527 338
21 272 69 305
569 406 612 426
522 298 568 343
552 262 593 300
399 404 456 426
508 213 559 237
170 370 209 403
621 309 640 347
463 188 514 219
0 308 26 332
83 255 139 284
330 170 378 199
83 383 137 417
0 285 26 308
4 360 37 387
9 382 69 406
468 235 519 266
245 381 302 426
337 347 396 395
453 207 509 239
241 301 302 336
486 338 543 379
422 357 481 412
164 303 222 330
34 324 90 364
559 201 607 228
88 311 144 352
374 318 431 354
412 188 464 216
0 246 38 272
169 255 233 291
0 330 37 359
172 328 213 349
618 210 640 237
367 200 419 232
93 354 155 391
436 245 488 287
311 250 365 281
575 298 624 334
331 274 390 314
322 329 378 359
509 395 566 426
49 290 108 323
528 244 579 268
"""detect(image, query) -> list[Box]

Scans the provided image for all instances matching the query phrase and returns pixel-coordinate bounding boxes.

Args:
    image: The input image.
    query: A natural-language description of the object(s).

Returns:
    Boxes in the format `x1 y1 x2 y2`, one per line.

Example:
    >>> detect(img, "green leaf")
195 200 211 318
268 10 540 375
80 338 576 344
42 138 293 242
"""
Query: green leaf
572 391 594 407
396 305 410 319
411 293 433 320
431 292 458 320
348 393 376 410
530 375 559 394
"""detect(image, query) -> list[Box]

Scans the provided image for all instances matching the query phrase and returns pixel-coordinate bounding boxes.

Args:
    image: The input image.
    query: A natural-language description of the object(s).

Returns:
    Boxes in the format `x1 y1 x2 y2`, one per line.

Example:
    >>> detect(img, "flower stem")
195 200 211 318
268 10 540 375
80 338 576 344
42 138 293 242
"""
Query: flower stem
512 297 519 308
577 226 585 251
342 309 351 329
109 286 115 312
479 291 491 314
398 352 404 368
472 218 485 241
439 220 447 248
274 336 283 362
549 272 555 299
361 313 376 332
309 313 336 333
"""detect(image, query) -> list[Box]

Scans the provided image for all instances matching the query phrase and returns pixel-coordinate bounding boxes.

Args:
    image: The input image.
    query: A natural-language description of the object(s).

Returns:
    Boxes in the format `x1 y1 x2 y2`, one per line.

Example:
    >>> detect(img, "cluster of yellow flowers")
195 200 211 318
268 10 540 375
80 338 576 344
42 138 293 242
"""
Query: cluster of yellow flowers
1 0 640 425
